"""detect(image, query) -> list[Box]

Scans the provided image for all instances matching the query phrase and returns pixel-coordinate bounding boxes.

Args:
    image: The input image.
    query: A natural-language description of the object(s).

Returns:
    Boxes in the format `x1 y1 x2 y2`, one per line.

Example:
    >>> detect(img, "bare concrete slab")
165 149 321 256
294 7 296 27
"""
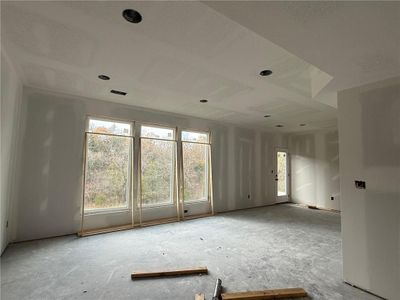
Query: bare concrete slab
1 204 379 299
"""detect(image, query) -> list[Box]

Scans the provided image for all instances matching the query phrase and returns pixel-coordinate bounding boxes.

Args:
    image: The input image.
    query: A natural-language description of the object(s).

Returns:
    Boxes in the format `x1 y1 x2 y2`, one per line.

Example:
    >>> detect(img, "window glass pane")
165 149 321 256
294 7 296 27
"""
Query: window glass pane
181 131 208 143
277 151 287 196
84 133 131 210
88 118 131 136
141 139 174 206
141 125 174 140
183 142 208 202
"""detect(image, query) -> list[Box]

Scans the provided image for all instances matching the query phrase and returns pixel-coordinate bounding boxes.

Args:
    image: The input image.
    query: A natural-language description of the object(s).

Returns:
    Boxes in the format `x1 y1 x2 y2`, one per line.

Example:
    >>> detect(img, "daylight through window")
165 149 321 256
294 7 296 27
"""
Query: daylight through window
140 125 175 207
84 118 133 211
182 131 210 202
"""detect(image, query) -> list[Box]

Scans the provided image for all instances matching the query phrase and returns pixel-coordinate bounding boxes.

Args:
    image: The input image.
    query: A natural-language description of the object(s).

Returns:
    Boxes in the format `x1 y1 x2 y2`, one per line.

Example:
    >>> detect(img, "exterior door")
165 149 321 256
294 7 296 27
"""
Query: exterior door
275 149 290 203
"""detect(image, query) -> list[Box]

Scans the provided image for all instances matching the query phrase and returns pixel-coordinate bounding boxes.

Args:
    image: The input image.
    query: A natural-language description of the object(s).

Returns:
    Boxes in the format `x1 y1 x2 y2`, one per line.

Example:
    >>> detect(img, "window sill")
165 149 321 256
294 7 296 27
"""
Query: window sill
84 207 130 216
184 198 209 205
140 202 175 210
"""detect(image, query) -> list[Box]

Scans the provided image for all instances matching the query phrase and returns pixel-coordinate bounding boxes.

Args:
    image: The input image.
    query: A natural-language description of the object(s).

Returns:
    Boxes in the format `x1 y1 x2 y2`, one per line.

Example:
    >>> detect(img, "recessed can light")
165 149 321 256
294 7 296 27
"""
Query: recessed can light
275 124 284 127
300 123 306 126
260 70 273 76
98 74 110 80
123 9 142 23
264 114 271 118
200 99 208 103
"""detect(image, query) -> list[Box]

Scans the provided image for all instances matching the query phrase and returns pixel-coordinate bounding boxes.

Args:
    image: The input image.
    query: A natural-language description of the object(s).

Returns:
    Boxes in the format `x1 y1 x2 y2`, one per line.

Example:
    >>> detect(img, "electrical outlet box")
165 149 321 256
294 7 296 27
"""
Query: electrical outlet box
331 196 334 200
355 180 366 189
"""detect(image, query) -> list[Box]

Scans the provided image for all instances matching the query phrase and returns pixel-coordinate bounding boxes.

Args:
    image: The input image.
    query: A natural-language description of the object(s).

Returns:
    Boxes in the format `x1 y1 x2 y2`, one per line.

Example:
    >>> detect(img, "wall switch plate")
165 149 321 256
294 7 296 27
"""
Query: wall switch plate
355 180 366 189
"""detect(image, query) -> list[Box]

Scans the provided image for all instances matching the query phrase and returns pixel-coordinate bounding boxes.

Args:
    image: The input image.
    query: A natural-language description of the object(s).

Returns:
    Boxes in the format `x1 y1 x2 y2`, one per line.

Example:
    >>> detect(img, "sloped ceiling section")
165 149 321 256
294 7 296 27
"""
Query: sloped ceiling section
204 1 400 94
1 1 343 132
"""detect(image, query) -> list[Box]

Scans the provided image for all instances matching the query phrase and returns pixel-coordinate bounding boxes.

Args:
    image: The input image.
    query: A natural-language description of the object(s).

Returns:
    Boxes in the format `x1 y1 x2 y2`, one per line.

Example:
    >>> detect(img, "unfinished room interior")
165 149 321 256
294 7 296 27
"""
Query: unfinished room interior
1 1 399 299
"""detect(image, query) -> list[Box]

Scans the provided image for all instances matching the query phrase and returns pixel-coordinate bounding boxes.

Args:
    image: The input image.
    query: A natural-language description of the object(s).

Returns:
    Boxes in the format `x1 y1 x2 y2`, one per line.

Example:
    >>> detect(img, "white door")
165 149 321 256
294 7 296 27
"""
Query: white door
275 149 290 203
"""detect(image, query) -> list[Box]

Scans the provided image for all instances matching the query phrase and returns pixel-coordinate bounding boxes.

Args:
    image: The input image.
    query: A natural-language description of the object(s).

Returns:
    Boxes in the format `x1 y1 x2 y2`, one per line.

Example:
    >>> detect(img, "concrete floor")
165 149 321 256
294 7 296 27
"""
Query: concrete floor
1 204 379 300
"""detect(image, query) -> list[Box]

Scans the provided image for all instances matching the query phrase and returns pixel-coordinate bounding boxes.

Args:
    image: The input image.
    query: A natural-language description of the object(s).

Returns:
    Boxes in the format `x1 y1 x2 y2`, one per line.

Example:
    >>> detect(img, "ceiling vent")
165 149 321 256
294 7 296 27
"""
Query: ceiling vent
110 90 127 96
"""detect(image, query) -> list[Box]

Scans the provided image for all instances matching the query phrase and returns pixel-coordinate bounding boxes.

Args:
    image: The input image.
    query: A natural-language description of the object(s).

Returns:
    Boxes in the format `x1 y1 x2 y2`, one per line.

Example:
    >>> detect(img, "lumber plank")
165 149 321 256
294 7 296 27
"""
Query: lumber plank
131 267 208 279
195 293 205 300
221 288 307 300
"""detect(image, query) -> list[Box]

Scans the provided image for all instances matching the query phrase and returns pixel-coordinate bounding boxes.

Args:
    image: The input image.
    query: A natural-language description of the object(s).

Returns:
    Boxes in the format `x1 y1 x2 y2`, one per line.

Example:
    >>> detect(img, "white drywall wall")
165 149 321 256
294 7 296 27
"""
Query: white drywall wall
288 129 340 211
1 51 24 254
12 87 288 242
338 77 400 299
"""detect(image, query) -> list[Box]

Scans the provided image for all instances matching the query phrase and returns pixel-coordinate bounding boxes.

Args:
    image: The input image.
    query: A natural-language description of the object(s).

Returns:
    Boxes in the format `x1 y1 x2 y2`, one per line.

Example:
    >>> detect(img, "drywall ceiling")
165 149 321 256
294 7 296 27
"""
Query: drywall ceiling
204 1 400 94
3 1 395 132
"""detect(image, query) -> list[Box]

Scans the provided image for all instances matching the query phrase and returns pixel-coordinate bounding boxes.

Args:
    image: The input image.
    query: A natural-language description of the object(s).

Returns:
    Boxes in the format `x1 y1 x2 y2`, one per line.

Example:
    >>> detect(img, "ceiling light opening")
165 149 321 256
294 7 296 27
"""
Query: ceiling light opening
123 9 142 23
260 70 273 76
200 99 208 103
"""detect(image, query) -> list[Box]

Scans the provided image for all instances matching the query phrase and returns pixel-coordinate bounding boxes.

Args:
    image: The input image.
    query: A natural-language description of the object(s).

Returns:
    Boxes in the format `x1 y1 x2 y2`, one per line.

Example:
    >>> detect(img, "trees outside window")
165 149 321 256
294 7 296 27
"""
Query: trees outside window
182 131 209 202
83 120 212 213
140 126 175 206
84 119 132 210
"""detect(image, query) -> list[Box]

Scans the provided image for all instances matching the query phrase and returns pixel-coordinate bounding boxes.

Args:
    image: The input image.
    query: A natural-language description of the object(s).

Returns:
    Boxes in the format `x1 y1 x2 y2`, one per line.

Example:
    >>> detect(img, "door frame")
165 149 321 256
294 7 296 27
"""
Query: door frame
274 148 290 203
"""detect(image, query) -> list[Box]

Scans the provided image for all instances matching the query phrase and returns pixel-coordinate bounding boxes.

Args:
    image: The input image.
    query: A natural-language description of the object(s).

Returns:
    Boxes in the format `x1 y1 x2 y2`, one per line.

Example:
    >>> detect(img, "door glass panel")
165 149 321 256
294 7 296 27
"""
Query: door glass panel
141 135 175 206
182 142 208 202
277 151 287 196
84 133 132 211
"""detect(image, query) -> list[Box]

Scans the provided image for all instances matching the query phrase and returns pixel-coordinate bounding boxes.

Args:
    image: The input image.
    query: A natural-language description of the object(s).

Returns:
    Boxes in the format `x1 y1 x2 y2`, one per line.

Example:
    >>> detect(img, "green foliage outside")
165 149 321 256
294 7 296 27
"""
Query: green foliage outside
84 132 130 209
84 129 208 210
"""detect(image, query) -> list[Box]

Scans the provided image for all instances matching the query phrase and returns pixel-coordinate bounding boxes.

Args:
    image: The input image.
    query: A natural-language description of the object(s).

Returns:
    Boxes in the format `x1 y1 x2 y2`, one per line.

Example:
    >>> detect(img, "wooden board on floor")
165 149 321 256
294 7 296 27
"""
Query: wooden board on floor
131 267 208 279
221 288 307 300
195 293 205 300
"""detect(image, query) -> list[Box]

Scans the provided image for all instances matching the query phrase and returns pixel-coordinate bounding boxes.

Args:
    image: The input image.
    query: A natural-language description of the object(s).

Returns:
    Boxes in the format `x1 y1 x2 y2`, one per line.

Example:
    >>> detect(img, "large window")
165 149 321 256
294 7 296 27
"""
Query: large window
140 125 175 207
182 131 209 202
84 118 132 211
81 117 213 222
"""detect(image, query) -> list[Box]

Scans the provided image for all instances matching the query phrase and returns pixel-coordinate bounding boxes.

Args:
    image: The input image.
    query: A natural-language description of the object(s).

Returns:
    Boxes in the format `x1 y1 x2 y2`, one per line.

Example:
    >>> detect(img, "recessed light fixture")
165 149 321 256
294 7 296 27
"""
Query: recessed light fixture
110 90 127 96
200 99 208 103
122 9 142 23
264 114 271 118
275 124 284 127
260 69 273 76
300 123 306 127
98 74 110 80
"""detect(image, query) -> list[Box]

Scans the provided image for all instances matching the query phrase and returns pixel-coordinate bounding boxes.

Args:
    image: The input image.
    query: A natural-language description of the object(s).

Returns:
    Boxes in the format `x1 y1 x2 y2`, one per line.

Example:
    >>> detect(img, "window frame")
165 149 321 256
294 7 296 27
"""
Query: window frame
180 128 211 204
83 117 134 215
80 116 214 234
138 122 177 209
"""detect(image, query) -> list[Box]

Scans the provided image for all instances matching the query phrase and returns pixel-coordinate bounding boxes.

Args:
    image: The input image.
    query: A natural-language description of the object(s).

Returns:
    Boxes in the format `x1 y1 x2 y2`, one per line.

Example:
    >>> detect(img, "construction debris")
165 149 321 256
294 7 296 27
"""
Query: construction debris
195 293 205 300
131 267 208 279
221 287 307 300
212 278 223 300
